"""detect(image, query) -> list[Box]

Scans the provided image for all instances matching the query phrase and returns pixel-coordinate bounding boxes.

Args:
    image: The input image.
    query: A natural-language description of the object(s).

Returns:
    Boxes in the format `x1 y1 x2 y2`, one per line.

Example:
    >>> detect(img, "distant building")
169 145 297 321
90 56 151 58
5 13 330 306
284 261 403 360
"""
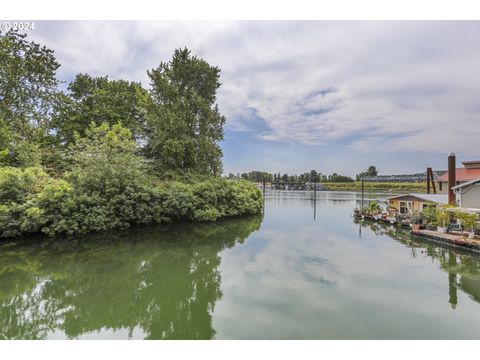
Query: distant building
362 171 445 183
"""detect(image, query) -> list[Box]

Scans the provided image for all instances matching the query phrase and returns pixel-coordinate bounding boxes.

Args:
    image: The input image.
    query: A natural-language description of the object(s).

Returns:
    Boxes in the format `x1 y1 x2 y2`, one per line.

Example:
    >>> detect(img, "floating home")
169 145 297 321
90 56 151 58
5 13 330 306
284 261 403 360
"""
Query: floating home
452 177 480 210
435 158 480 195
387 193 448 215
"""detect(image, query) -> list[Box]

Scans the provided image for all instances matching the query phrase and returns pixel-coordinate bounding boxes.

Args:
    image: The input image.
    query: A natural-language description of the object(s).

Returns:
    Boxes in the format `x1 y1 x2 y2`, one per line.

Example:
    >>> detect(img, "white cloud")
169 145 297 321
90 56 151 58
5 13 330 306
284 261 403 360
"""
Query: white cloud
29 21 480 156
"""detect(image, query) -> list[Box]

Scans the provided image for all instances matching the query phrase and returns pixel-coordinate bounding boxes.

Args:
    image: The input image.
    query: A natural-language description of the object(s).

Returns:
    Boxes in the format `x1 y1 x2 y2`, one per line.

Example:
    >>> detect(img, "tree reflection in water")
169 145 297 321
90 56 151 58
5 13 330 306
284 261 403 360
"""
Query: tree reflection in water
355 219 480 309
0 216 262 340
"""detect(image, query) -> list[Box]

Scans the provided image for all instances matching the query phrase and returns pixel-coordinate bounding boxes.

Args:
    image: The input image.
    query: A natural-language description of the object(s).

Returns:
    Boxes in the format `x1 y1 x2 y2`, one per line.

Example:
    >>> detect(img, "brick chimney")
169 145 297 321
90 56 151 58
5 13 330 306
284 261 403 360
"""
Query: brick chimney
448 152 456 205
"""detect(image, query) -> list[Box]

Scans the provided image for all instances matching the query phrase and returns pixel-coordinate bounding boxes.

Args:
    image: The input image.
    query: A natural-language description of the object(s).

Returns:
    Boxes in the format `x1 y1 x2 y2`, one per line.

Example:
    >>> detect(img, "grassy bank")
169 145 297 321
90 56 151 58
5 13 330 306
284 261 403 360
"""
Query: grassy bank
322 181 427 193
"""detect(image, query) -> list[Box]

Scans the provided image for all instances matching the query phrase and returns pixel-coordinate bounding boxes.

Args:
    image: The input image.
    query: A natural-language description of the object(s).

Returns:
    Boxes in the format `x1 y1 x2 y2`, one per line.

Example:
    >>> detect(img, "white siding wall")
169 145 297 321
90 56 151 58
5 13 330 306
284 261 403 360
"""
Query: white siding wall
435 181 448 194
459 185 480 209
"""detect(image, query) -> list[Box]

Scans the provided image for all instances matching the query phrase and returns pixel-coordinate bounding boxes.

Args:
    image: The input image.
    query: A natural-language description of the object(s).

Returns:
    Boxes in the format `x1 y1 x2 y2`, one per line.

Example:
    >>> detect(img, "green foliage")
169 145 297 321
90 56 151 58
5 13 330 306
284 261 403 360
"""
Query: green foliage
66 122 149 194
411 210 423 225
0 30 60 155
238 171 272 182
0 32 263 239
436 208 450 228
55 74 149 145
363 201 381 214
322 181 428 193
456 212 478 232
356 165 378 181
146 48 225 177
326 173 354 182
0 159 263 238
422 205 438 225
0 166 52 204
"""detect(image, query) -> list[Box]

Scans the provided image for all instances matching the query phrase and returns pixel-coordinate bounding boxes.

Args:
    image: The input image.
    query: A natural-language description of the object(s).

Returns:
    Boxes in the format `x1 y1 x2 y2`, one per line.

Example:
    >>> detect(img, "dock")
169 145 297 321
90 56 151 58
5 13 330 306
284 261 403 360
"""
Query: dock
354 213 480 254
411 230 480 253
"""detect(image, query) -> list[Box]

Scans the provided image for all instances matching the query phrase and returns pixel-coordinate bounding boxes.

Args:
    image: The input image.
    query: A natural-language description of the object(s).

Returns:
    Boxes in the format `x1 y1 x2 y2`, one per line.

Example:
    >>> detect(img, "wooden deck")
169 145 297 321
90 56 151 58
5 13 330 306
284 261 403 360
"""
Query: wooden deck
411 229 480 253
354 213 480 254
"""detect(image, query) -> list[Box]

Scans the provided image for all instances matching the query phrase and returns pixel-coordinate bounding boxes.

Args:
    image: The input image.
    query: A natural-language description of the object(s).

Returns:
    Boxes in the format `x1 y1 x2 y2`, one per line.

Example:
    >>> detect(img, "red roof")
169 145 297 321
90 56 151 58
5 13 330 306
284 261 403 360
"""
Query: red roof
436 168 480 182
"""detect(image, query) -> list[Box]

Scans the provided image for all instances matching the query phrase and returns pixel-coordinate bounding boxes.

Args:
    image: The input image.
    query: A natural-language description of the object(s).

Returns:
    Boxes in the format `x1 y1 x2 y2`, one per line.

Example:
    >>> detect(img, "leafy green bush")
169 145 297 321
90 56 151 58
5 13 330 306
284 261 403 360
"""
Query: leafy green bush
422 205 438 226
456 211 479 233
0 172 262 238
362 201 381 214
0 123 263 239
436 208 450 228
0 166 52 204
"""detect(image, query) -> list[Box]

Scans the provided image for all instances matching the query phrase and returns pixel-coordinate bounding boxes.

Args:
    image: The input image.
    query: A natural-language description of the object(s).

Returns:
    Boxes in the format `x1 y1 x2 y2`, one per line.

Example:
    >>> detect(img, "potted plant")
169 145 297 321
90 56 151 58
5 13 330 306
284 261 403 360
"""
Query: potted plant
436 208 449 233
422 205 437 229
461 212 478 240
411 211 422 231
367 201 381 218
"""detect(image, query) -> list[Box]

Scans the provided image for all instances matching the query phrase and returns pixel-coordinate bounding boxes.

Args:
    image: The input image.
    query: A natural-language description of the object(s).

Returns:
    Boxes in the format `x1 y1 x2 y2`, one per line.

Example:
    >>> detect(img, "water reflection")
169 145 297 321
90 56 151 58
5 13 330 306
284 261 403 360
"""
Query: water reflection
355 219 480 309
0 216 262 340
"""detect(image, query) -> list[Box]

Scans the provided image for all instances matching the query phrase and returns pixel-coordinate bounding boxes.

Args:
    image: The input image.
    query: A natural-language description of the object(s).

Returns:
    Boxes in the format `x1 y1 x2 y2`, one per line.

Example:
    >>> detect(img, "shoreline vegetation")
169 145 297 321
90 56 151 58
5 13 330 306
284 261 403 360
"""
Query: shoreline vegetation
232 169 428 194
0 30 262 239
321 181 427 193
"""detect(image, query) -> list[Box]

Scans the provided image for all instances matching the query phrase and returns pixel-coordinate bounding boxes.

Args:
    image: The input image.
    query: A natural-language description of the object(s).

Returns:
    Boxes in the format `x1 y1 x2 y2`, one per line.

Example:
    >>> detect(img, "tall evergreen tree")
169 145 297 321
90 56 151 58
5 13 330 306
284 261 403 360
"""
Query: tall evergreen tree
146 48 225 177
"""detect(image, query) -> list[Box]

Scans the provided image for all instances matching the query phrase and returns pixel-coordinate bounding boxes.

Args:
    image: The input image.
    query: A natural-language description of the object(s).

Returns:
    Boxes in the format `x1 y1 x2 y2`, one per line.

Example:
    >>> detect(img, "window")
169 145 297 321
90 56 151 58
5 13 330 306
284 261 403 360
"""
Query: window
400 201 410 214
439 182 442 191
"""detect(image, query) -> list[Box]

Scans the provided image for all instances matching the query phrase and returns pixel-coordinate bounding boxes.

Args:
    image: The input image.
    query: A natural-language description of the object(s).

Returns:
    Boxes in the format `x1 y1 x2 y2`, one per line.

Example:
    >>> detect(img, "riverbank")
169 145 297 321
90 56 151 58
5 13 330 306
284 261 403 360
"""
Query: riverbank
323 181 427 193
0 167 263 239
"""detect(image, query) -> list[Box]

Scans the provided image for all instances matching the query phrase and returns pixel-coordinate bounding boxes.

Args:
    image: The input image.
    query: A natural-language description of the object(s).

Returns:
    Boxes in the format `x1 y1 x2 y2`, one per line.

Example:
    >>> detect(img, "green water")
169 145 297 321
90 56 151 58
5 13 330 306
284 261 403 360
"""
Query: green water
1 191 480 339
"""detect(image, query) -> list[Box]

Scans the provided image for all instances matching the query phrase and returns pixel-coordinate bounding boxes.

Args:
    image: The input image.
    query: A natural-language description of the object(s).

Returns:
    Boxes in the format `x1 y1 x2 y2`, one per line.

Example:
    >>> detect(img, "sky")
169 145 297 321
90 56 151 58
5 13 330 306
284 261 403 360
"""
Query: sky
25 21 480 177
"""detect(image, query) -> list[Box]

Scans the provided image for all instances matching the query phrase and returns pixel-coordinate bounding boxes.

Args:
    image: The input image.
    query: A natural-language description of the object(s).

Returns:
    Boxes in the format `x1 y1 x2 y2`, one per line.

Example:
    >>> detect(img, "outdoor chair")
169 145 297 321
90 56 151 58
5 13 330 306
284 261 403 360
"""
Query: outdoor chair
447 224 463 234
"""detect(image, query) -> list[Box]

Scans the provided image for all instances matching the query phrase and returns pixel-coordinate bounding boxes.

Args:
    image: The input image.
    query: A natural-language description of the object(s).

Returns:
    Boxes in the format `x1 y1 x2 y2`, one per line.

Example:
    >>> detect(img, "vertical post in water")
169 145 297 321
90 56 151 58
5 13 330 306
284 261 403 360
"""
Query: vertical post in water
361 178 365 210
313 181 317 220
262 177 266 216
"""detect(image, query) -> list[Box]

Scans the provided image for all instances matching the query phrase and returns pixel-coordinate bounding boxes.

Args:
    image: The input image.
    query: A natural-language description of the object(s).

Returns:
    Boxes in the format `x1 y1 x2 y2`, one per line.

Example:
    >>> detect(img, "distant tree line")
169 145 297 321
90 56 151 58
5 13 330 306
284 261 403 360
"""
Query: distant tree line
356 166 378 181
227 169 355 183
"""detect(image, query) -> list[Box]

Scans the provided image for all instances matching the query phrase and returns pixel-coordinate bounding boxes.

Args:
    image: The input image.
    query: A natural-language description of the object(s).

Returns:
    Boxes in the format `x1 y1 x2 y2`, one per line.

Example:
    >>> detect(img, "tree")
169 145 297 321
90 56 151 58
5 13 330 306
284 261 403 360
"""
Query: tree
55 74 149 145
328 173 354 182
356 165 378 181
67 122 148 195
0 30 61 166
367 166 377 176
146 48 225 177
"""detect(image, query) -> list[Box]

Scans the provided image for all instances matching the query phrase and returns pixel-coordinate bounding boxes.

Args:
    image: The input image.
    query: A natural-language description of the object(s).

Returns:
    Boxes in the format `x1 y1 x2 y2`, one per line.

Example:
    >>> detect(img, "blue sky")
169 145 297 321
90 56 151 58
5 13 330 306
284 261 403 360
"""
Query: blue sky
26 21 480 177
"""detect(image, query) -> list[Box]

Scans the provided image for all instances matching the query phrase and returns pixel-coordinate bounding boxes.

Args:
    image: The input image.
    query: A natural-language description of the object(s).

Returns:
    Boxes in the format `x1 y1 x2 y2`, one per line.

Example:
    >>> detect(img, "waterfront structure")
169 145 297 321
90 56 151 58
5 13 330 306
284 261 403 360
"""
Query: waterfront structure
387 193 448 215
452 177 480 210
435 159 480 194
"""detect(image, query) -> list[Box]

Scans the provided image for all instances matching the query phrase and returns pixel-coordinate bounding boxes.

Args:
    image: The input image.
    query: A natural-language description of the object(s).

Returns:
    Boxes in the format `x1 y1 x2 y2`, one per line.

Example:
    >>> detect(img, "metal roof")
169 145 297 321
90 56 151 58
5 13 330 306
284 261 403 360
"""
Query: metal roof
436 168 480 182
451 176 480 190
387 193 448 204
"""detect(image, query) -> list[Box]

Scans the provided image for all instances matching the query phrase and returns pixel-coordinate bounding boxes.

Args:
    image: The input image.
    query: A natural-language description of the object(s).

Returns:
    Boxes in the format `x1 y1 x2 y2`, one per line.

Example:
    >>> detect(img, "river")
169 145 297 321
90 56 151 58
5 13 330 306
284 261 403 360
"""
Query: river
1 191 480 339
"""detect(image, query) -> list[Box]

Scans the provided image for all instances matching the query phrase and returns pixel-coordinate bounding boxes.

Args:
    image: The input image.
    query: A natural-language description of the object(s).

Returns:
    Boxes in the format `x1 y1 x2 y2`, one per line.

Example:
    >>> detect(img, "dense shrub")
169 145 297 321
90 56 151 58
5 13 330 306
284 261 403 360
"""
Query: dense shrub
0 169 262 238
0 123 263 239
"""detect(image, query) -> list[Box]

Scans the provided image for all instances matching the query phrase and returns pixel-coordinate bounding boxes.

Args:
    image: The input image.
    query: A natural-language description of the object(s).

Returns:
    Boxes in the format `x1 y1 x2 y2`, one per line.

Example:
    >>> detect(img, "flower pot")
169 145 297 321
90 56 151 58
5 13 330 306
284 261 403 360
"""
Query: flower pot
412 224 421 231
437 226 447 234
468 232 475 239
